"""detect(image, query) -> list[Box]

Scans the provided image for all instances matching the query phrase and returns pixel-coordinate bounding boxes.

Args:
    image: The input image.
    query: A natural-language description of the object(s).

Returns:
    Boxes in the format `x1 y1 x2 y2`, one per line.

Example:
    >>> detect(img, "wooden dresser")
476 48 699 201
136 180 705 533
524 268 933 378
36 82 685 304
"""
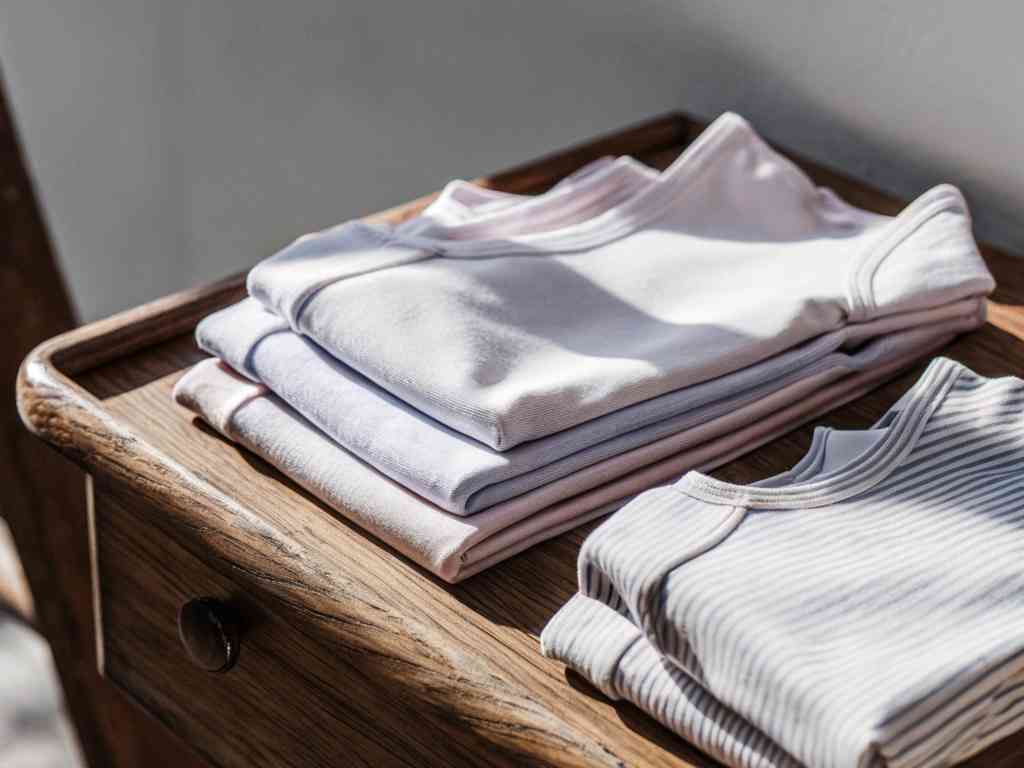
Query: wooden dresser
17 114 1024 767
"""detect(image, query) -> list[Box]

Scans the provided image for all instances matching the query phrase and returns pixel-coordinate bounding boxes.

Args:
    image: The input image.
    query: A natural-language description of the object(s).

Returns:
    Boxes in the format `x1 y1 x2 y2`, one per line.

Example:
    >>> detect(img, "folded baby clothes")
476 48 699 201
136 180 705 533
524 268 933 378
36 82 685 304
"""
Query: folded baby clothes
174 326 952 582
247 112 994 450
197 297 982 515
545 357 1024 768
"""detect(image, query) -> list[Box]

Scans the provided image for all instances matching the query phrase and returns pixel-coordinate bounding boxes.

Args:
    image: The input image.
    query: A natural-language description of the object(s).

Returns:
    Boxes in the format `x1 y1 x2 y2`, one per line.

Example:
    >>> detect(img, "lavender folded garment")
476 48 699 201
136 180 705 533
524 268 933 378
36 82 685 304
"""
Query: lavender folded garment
197 297 984 515
173 326 954 582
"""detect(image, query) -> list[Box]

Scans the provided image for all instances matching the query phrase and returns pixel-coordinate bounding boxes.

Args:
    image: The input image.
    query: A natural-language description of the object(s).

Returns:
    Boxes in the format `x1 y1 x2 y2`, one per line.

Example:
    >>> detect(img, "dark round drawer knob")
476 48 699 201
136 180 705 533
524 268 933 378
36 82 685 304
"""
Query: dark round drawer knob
177 598 239 673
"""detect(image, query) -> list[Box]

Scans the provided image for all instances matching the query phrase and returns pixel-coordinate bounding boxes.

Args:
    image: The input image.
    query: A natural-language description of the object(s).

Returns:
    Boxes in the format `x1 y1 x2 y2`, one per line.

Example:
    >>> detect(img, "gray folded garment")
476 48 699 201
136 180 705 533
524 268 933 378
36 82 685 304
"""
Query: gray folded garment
542 594 803 768
197 296 985 515
544 359 1024 768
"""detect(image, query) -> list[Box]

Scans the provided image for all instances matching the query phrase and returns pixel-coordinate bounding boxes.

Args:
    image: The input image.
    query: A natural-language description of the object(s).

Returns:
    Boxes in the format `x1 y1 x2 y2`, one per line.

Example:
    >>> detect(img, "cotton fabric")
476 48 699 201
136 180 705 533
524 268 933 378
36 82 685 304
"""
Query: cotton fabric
544 358 1024 768
396 155 658 237
173 333 945 582
248 112 994 449
197 297 982 515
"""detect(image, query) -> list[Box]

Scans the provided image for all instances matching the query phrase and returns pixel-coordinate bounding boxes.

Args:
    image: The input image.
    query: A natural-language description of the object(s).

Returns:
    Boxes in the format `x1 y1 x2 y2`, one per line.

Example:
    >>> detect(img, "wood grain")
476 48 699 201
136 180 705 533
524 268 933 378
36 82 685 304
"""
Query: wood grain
17 113 1024 767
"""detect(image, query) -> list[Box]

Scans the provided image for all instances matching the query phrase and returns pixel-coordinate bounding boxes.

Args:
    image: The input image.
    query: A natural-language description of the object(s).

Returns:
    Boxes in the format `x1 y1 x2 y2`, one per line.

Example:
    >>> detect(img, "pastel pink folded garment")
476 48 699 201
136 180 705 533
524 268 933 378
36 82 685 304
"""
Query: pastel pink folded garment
173 331 952 582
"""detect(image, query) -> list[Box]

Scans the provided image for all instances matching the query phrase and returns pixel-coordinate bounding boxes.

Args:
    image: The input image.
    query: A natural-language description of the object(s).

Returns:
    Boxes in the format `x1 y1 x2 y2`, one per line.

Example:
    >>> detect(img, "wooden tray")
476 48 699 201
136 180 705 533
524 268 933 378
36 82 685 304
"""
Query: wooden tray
18 113 1024 767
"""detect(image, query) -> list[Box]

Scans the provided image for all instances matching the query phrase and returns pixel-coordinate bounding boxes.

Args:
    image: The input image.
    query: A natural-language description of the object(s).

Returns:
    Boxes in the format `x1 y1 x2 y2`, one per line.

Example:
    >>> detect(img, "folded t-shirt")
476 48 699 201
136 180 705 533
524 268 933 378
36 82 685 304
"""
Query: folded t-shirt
551 358 1024 768
198 297 983 514
173 331 948 582
248 112 994 450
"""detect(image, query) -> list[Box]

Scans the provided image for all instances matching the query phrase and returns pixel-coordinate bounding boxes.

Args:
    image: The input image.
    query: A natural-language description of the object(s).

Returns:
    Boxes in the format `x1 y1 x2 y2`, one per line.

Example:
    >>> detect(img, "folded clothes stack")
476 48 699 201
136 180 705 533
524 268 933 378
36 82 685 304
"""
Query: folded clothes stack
173 112 995 582
543 358 1024 768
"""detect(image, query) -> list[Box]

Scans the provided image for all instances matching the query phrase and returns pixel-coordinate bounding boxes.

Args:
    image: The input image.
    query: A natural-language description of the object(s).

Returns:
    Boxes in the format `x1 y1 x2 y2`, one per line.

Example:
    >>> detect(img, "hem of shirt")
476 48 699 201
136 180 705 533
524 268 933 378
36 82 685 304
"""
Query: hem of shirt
844 184 974 323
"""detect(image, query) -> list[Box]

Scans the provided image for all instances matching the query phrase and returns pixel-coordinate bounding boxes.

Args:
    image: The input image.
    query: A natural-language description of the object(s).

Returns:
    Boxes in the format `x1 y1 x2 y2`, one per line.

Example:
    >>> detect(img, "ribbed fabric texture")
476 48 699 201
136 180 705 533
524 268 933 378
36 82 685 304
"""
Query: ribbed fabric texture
543 594 804 768
544 359 1024 768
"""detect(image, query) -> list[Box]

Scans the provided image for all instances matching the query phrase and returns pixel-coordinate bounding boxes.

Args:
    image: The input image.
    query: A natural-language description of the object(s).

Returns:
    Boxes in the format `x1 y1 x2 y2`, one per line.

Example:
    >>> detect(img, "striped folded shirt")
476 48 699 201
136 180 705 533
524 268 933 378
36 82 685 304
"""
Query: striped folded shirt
544 357 1024 768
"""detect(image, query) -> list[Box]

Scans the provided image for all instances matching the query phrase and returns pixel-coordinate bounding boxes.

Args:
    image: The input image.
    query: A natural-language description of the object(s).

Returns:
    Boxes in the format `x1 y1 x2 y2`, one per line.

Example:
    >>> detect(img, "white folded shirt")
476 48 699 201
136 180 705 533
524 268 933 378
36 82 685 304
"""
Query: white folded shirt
544 358 1024 768
247 112 994 450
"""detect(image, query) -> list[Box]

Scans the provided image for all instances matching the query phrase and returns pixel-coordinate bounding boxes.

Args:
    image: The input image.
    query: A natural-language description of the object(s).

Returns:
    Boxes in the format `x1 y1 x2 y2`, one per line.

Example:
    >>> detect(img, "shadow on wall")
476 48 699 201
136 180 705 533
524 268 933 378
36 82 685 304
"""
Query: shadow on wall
3 1 1021 322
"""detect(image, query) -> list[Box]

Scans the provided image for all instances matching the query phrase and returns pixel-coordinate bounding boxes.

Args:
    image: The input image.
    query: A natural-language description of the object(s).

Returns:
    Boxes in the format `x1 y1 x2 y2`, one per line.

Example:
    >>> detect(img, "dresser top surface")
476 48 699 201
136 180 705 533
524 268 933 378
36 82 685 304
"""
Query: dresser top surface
18 113 1024 767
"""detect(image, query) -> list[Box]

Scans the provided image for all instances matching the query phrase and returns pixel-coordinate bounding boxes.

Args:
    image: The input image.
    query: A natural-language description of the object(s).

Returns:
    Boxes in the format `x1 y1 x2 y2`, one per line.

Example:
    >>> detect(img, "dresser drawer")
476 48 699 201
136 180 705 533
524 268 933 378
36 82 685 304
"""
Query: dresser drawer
90 480 488 768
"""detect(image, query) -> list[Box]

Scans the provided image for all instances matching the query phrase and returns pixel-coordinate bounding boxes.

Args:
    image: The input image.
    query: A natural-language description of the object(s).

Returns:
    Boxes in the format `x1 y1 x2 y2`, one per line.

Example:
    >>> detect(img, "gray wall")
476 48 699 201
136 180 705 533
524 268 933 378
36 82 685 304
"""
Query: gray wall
4 1 1021 321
